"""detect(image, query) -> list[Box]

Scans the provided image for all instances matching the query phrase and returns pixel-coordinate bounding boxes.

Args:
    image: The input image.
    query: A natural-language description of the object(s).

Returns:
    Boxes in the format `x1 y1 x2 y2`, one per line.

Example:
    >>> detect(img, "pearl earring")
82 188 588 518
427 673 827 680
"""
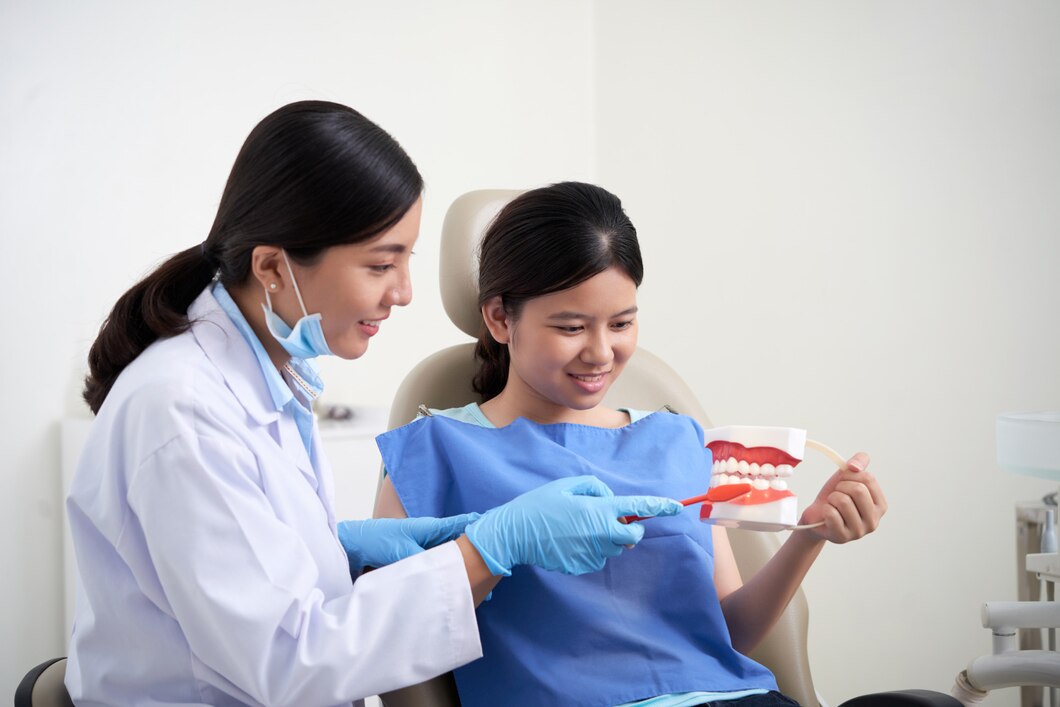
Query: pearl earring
269 283 278 291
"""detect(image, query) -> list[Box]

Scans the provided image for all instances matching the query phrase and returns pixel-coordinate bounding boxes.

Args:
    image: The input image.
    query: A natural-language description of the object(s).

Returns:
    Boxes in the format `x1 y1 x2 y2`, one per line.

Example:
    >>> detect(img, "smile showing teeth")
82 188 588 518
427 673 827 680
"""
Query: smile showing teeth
569 373 605 381
360 320 380 326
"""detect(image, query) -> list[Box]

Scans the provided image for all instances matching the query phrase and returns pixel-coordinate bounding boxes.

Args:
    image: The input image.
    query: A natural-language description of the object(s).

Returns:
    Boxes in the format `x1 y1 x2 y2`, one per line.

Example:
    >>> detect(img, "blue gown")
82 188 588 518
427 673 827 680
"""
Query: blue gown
378 410 778 707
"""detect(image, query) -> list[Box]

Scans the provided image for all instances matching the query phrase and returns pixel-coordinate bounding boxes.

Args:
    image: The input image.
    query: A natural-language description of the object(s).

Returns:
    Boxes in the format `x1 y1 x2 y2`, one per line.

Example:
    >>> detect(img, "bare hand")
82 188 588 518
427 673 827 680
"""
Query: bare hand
799 452 886 544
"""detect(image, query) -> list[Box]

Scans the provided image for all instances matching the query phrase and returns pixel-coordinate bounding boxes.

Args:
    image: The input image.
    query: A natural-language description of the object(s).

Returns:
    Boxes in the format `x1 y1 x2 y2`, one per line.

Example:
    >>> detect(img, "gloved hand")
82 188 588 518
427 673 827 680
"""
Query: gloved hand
464 475 682 577
337 513 480 576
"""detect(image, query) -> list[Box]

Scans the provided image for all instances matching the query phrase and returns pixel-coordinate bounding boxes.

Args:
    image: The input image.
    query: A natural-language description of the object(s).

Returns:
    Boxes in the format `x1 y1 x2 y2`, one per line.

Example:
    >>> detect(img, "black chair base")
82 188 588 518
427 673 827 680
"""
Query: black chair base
838 689 963 707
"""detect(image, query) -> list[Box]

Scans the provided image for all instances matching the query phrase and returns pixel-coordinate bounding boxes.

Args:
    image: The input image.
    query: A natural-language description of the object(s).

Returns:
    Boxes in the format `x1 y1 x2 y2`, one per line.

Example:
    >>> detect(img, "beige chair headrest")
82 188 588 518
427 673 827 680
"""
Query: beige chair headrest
439 189 523 338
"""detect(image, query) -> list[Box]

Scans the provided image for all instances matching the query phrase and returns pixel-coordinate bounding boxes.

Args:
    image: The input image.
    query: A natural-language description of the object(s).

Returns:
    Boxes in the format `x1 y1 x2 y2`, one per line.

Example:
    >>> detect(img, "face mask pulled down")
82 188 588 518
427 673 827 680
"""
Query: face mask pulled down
262 251 334 360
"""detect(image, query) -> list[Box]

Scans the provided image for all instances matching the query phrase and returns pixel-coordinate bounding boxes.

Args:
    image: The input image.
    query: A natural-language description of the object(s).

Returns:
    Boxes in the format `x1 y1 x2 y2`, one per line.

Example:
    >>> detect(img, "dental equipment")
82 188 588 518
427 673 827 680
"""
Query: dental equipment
951 412 1060 706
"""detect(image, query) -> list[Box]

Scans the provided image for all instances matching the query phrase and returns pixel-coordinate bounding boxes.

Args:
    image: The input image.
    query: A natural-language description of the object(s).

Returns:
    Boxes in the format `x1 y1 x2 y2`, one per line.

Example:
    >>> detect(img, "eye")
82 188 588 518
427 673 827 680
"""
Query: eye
552 325 584 334
369 264 395 273
611 320 635 330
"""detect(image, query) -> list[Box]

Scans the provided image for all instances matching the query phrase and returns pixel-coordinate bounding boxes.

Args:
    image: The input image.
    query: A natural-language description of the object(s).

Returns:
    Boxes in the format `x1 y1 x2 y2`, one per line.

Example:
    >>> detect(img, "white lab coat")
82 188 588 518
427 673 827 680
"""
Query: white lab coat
66 287 482 706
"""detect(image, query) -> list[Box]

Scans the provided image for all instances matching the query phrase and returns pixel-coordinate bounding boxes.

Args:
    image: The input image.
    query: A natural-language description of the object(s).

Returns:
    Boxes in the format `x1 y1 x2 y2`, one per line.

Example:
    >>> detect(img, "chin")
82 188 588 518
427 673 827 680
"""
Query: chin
332 341 369 361
565 393 608 411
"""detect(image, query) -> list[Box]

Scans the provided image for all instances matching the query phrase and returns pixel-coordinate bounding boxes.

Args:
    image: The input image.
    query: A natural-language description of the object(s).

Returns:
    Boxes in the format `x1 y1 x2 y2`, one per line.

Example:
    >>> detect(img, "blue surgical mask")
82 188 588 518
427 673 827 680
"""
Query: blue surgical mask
262 251 334 360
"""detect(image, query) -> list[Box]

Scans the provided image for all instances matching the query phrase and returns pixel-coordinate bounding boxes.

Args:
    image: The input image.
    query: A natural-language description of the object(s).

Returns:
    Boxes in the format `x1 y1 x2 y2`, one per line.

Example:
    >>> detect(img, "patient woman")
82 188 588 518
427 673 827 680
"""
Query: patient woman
374 182 886 707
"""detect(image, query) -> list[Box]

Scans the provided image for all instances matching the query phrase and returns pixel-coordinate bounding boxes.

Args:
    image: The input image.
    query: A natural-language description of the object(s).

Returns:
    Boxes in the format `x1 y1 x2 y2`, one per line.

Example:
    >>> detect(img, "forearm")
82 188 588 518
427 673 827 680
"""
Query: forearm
719 529 825 654
456 535 503 605
376 477 500 605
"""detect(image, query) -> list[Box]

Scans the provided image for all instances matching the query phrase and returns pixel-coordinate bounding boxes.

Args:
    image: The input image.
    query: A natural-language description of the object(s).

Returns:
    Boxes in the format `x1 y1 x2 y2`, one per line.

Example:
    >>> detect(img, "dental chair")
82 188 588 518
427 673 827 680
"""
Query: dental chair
377 189 957 707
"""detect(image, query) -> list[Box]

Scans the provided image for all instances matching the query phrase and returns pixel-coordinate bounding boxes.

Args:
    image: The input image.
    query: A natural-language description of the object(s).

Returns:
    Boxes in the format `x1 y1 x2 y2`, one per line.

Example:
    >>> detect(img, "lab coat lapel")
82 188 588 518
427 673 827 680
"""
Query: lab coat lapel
275 409 318 490
189 289 319 489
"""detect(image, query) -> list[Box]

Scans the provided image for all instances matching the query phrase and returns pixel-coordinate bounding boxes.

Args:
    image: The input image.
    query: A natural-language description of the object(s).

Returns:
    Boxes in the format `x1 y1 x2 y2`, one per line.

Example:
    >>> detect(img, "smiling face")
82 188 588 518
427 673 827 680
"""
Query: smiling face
250 196 421 363
483 266 639 422
301 197 421 360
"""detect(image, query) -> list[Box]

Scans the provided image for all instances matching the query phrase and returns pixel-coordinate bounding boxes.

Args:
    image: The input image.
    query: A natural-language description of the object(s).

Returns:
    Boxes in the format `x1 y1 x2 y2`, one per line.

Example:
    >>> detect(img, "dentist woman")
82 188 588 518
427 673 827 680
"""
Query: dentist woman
66 101 679 707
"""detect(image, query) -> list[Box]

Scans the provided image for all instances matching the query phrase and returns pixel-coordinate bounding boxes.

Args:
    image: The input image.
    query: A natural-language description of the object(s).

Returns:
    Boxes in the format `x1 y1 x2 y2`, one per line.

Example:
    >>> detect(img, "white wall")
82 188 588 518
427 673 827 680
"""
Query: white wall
0 0 595 697
3 1 1059 704
593 2 1060 704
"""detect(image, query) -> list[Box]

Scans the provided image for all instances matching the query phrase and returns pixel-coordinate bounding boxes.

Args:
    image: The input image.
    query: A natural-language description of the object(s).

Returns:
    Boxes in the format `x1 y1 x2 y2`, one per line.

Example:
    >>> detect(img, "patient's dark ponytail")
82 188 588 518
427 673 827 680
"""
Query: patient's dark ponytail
84 101 423 414
472 182 643 400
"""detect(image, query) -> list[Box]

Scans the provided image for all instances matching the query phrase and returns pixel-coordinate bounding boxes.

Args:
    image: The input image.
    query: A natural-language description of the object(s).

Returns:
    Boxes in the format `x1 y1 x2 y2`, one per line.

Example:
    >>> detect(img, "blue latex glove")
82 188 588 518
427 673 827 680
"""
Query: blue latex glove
337 513 480 575
465 475 682 577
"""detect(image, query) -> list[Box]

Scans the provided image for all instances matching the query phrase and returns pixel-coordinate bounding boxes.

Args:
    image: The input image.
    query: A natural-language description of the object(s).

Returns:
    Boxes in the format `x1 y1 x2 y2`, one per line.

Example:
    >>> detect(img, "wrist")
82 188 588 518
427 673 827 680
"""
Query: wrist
789 526 828 555
464 521 513 577
456 535 504 604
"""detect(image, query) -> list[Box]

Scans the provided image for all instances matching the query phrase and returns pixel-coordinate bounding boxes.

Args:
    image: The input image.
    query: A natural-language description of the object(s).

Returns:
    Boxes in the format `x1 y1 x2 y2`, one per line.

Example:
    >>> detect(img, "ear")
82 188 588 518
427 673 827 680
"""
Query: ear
481 295 512 345
249 246 286 293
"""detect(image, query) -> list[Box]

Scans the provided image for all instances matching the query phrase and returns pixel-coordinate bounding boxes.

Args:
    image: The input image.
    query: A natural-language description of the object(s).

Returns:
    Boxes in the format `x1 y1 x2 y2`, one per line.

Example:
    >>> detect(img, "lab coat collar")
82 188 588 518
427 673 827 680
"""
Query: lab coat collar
188 287 281 427
212 282 295 414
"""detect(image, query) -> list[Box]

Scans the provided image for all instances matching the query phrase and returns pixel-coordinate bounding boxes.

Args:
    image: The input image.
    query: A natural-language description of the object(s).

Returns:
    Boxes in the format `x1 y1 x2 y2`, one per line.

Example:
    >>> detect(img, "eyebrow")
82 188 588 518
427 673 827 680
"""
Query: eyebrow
546 306 638 320
368 243 408 254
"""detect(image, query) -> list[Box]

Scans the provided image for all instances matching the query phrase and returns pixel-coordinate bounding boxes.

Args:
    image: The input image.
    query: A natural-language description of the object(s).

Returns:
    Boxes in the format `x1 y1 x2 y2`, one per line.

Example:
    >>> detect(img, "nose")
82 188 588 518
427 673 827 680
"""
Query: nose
386 268 413 307
580 328 614 367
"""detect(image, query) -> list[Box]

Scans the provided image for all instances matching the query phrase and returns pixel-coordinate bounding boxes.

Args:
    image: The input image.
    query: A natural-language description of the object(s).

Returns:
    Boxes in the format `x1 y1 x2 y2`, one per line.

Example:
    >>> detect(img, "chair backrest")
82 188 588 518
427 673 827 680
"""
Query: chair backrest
379 190 820 707
14 658 74 707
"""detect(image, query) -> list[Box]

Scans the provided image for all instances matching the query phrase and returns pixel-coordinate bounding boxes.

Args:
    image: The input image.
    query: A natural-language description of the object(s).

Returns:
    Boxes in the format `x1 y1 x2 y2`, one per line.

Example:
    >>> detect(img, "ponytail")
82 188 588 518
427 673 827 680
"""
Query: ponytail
83 246 216 414
81 100 424 416
472 329 510 400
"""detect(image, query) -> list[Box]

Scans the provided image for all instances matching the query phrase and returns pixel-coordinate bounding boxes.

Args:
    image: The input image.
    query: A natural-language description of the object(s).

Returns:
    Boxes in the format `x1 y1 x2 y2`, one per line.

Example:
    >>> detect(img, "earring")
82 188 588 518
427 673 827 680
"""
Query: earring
269 283 278 291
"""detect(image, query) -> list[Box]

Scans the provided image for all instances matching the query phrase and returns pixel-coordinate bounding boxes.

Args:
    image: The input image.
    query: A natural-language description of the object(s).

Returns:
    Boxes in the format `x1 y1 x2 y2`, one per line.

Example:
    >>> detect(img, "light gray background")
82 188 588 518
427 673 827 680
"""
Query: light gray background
3 2 1059 704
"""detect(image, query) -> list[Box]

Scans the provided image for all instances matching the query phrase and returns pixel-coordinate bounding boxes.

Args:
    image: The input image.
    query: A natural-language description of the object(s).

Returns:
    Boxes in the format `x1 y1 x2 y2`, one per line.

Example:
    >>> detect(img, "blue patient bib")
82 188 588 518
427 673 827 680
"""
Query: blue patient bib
378 412 778 707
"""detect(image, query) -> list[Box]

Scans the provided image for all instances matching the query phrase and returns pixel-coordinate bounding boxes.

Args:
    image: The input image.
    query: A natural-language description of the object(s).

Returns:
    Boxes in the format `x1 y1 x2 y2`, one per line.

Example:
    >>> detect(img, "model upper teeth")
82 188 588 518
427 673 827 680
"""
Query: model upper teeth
711 457 792 491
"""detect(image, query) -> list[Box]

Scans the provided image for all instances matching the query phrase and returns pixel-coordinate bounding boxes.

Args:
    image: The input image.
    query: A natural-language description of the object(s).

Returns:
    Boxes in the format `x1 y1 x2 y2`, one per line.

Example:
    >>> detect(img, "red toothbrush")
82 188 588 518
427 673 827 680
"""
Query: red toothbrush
621 483 752 523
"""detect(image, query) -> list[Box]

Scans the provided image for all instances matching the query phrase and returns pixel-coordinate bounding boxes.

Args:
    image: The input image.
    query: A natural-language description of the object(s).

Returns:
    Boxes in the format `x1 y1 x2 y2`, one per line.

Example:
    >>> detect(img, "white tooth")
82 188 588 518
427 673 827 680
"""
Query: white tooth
777 464 794 478
771 479 788 491
720 474 732 486
749 463 760 476
753 478 770 491
737 460 750 475
760 463 776 477
713 460 722 474
726 457 738 473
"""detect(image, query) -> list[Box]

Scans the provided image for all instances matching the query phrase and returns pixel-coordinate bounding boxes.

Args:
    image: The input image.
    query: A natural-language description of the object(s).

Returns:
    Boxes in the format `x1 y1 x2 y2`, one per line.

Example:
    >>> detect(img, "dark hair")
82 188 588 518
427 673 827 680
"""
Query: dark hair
83 100 423 414
473 181 643 400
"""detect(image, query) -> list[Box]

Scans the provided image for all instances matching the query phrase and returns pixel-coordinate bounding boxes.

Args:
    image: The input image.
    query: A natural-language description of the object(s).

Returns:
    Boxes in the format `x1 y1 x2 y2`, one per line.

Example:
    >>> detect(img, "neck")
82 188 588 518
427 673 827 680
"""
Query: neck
480 386 626 429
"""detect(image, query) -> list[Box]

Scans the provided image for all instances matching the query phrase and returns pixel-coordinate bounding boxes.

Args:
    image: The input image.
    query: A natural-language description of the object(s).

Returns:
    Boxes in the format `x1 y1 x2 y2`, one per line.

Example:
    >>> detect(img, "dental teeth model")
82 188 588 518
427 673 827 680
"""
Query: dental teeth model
700 426 846 529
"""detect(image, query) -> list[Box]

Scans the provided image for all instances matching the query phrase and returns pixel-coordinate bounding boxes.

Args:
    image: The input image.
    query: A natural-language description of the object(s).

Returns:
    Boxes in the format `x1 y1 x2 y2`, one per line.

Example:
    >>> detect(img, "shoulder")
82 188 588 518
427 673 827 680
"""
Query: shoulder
96 331 253 457
422 402 492 428
623 408 655 423
625 407 706 440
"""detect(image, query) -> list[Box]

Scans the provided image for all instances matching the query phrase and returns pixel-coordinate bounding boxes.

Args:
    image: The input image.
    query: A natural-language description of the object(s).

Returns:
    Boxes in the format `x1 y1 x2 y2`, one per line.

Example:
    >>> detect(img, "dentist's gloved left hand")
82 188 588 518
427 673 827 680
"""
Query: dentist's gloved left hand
337 513 480 576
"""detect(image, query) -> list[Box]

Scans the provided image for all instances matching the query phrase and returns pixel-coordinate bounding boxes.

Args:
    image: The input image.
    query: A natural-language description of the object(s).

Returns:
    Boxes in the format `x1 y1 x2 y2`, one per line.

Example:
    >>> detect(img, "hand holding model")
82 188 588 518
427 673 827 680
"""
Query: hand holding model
465 475 683 576
798 452 887 544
